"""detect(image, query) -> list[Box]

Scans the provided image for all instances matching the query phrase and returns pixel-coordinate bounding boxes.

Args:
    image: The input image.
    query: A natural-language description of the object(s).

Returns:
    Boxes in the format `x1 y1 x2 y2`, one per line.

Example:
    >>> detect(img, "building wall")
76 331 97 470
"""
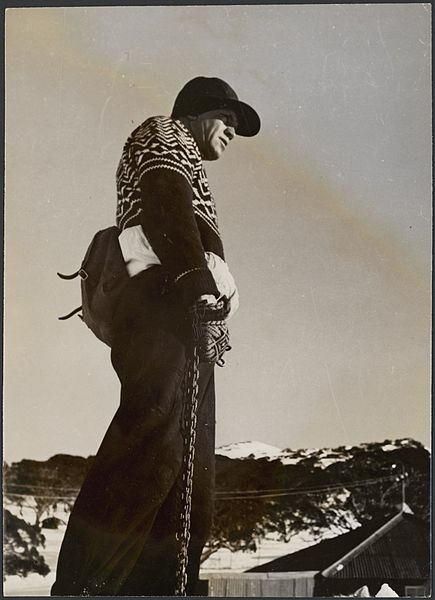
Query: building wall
202 572 316 597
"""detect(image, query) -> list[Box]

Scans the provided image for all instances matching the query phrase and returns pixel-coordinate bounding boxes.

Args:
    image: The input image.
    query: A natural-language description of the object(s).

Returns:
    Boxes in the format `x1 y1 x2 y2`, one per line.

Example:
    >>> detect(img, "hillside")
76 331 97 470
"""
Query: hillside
216 438 427 468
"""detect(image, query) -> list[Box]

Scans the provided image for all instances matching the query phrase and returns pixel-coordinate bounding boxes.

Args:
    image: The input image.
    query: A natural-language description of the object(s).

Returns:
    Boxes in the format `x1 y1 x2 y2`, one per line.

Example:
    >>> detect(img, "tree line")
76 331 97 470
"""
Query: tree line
3 439 429 577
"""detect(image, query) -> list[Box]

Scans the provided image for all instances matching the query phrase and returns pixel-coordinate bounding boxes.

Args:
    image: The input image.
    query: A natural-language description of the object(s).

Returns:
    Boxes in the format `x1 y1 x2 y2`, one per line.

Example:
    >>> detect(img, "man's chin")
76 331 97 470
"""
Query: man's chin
203 148 223 161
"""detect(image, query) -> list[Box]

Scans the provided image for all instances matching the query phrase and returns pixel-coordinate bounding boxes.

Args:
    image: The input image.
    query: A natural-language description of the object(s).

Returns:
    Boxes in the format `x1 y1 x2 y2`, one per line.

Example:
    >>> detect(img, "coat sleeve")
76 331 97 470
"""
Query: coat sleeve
138 168 219 306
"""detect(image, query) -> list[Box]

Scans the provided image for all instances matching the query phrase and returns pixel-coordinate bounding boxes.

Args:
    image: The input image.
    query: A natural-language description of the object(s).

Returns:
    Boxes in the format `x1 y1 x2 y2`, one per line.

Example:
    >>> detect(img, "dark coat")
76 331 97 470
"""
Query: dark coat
51 268 216 596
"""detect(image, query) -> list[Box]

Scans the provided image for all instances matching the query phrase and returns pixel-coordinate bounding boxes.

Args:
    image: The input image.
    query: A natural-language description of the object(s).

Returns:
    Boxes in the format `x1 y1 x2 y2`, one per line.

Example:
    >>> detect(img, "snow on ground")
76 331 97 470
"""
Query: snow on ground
201 531 317 573
279 456 303 465
3 503 71 597
5 502 70 526
318 457 347 468
3 527 63 597
4 523 346 596
5 498 41 525
4 527 303 596
382 444 398 452
4 572 57 598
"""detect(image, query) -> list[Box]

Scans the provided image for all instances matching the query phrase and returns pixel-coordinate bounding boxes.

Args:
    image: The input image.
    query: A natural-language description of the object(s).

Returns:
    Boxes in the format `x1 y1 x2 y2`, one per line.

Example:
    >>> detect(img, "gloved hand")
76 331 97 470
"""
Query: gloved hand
197 294 217 305
192 295 231 322
188 296 231 364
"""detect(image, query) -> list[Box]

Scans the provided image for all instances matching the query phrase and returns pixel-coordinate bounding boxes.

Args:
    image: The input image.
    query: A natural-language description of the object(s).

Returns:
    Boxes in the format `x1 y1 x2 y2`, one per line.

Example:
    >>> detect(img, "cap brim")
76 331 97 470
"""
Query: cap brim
190 95 261 137
226 99 261 137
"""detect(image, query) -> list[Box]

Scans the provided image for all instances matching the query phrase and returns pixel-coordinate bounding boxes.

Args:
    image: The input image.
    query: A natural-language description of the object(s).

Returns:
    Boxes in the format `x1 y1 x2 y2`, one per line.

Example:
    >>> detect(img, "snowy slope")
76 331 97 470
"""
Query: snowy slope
216 440 348 467
216 441 283 460
3 527 62 596
216 441 308 465
216 438 424 468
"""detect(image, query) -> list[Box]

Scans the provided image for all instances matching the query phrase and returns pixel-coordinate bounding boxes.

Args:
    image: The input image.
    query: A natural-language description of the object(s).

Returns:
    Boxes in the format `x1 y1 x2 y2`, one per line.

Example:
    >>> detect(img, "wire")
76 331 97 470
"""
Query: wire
5 483 80 492
215 475 399 496
4 502 63 511
5 493 77 500
216 474 428 501
4 476 400 502
4 473 426 502
217 482 401 501
5 473 404 496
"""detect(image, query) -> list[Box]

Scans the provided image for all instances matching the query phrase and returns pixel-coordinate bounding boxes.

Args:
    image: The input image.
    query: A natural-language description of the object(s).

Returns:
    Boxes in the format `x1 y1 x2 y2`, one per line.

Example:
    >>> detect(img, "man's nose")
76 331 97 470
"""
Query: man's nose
225 125 235 140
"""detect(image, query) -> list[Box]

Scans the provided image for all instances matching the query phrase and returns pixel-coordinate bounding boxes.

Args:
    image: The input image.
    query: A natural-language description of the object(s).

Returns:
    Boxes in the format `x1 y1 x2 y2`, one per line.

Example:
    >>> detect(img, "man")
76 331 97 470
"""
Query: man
52 77 260 596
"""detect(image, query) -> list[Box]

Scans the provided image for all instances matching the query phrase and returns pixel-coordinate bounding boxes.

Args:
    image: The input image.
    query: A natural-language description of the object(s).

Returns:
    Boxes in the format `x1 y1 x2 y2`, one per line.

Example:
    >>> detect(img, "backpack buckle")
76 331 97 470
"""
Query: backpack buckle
79 269 88 280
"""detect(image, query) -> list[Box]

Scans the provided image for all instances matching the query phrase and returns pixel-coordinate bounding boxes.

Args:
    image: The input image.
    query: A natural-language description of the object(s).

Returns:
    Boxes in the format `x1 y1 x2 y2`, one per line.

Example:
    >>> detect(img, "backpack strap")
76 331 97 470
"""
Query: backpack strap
57 270 80 280
58 306 83 321
57 271 84 320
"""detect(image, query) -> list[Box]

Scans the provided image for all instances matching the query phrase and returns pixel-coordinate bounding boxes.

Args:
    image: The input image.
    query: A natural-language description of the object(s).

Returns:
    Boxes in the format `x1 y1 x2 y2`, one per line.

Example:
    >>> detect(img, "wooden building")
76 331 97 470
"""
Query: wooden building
245 509 430 597
199 571 316 597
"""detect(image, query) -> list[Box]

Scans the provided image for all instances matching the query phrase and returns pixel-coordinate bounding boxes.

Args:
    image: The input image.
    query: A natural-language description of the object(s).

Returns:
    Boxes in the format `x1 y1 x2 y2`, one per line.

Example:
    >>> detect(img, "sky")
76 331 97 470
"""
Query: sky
4 4 432 463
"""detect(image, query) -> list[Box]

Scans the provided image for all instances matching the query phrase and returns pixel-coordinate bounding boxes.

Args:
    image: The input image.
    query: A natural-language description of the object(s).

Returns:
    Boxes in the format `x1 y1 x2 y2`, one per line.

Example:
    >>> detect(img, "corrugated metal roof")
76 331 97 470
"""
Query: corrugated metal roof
247 512 429 582
247 517 390 573
329 514 429 580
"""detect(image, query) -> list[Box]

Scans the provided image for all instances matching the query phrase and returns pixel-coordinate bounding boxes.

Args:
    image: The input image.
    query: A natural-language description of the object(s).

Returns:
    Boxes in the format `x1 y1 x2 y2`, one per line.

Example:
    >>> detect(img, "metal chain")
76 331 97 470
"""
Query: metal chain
175 337 200 596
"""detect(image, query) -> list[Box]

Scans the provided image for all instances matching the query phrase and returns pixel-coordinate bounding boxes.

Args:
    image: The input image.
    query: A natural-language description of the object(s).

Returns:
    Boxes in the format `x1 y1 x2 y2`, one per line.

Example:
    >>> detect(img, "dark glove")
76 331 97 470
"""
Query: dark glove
188 296 231 365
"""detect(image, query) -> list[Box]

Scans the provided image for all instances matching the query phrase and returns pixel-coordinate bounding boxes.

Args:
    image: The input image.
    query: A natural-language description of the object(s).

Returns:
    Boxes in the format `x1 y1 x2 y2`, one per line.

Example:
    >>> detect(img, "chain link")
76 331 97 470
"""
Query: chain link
175 337 200 596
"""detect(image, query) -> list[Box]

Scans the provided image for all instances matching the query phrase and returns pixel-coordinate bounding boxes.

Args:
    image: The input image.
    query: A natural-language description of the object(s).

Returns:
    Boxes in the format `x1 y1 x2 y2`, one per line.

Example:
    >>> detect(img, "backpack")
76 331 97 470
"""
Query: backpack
58 226 130 347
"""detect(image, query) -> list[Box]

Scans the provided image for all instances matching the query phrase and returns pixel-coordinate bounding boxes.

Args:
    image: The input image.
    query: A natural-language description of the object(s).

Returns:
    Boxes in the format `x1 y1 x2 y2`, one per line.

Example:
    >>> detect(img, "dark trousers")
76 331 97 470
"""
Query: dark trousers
51 269 216 596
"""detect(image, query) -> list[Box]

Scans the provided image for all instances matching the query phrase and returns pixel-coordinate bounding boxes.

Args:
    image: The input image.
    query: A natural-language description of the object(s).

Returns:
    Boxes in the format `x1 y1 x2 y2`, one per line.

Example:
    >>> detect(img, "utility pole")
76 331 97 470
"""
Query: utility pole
392 462 408 509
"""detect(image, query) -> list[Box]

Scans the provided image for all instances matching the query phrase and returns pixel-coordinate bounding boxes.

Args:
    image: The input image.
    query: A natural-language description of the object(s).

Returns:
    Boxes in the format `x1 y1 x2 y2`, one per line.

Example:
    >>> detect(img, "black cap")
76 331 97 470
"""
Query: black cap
171 77 260 137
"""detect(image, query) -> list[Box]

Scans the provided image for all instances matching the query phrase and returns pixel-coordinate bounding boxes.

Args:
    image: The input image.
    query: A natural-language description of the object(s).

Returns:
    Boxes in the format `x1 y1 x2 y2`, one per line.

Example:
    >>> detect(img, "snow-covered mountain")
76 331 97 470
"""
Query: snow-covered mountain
216 437 427 468
216 441 283 461
216 440 343 467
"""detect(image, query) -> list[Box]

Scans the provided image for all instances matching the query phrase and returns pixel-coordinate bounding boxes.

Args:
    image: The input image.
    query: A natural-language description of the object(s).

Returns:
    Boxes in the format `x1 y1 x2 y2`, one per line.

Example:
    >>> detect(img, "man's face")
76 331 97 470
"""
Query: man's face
190 109 238 161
